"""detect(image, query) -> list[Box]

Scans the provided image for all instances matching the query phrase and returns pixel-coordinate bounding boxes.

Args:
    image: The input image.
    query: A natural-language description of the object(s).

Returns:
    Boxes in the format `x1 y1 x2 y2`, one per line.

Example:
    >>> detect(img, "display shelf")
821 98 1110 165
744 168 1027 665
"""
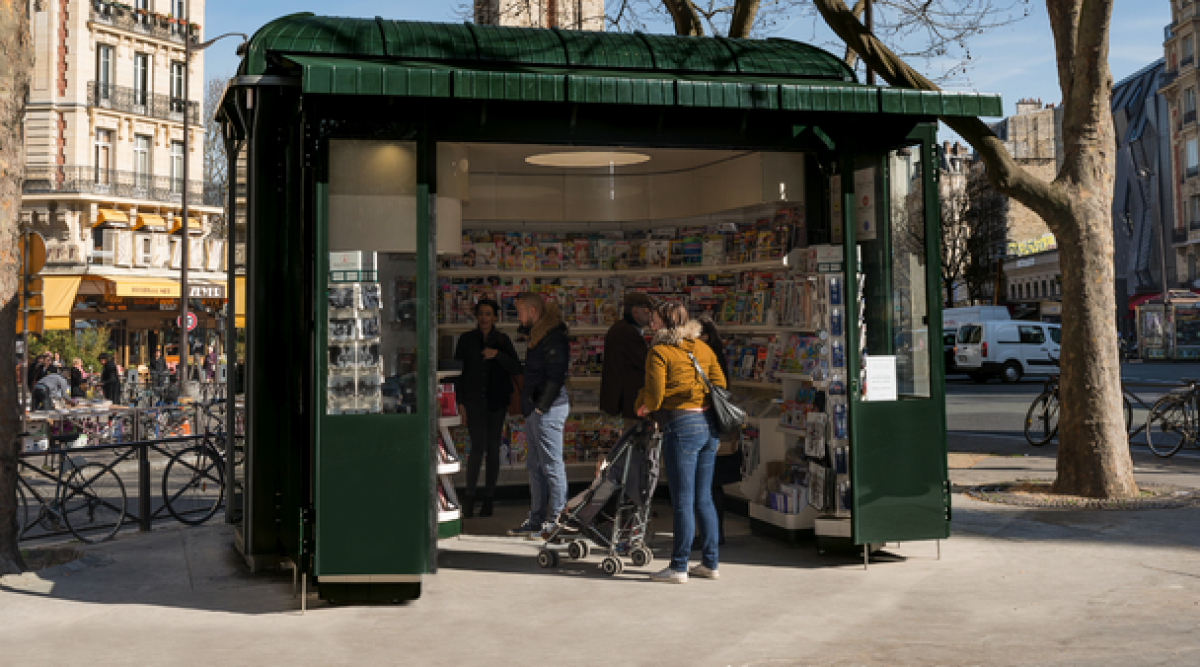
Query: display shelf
720 325 814 334
438 259 786 279
774 372 813 381
437 462 462 475
436 370 462 380
438 509 462 523
436 323 609 334
730 380 781 389
814 516 851 538
748 501 816 530
776 423 807 436
439 415 462 427
567 376 602 384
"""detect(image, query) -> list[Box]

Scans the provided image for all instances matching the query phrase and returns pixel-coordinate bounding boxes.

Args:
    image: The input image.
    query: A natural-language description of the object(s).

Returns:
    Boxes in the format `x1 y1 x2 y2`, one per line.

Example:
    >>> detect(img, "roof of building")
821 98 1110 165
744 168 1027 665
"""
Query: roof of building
233 14 1002 117
1112 58 1166 146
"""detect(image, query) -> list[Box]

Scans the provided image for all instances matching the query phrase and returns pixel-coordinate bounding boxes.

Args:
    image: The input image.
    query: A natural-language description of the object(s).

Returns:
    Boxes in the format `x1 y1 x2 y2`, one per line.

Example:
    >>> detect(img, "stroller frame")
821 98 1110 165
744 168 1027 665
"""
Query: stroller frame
536 423 663 576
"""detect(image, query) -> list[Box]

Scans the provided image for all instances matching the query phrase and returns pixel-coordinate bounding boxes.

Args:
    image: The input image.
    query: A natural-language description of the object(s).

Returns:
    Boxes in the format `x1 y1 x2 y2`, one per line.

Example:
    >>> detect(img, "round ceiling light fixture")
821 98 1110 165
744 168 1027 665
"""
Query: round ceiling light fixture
525 151 651 168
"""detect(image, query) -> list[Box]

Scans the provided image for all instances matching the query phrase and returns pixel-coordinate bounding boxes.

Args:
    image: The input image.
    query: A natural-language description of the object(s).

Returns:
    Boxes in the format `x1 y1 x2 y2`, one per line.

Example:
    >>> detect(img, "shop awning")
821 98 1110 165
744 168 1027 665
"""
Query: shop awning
108 277 180 298
42 276 82 330
235 275 245 328
133 213 168 231
170 217 204 234
93 209 130 228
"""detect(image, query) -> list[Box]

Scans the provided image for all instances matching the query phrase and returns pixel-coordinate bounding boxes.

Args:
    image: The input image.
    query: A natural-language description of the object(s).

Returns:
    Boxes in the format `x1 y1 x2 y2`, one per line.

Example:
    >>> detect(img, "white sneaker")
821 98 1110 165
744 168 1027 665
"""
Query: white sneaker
689 564 719 580
649 567 687 584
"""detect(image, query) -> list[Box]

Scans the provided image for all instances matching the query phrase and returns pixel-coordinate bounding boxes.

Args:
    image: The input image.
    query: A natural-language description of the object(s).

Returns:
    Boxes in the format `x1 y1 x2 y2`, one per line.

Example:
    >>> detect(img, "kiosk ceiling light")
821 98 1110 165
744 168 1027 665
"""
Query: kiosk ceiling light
525 151 651 168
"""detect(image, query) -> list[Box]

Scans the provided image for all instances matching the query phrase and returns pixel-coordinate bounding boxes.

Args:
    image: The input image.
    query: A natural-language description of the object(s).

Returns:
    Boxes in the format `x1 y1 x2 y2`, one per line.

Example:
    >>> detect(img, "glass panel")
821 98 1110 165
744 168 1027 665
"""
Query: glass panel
326 140 421 415
857 146 931 399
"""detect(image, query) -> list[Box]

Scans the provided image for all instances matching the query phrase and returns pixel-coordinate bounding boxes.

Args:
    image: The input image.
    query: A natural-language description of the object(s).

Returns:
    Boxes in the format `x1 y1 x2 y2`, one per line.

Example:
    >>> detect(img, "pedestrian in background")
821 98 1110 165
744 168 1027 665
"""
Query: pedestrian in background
454 298 522 519
509 293 570 538
600 291 653 429
698 316 737 546
33 369 71 411
27 353 49 392
204 346 217 382
636 302 725 584
99 352 121 404
68 358 88 399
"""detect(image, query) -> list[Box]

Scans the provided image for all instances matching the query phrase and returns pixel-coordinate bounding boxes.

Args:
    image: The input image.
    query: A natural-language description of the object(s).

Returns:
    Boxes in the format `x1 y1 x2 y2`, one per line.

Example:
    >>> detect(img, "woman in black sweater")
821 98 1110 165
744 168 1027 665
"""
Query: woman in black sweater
454 299 522 518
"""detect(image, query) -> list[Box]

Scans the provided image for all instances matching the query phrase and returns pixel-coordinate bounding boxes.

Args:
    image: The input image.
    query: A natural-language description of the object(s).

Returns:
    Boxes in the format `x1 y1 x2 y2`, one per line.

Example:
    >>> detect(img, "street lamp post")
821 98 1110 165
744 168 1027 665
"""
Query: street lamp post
179 30 247 393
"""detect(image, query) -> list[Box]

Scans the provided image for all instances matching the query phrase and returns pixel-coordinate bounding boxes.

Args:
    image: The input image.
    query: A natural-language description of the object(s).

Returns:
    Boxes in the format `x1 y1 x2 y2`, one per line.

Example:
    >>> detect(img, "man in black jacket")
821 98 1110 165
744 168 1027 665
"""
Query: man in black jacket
600 292 652 426
99 352 121 404
508 293 570 538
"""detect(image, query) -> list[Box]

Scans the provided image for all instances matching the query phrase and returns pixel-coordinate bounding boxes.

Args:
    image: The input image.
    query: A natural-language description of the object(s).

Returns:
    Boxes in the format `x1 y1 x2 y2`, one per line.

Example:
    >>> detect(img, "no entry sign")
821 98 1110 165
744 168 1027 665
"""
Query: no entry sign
177 312 198 331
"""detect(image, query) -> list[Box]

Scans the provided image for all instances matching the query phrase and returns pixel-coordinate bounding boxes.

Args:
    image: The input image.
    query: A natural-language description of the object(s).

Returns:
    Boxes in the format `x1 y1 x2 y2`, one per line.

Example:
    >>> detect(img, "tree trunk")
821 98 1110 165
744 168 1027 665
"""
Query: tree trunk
814 0 1137 497
0 0 32 575
663 0 704 36
727 0 760 38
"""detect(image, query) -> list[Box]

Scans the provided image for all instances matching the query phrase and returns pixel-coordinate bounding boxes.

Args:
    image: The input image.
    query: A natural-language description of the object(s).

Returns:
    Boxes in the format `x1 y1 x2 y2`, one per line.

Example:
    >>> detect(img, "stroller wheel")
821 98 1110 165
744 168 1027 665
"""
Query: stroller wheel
600 556 623 577
630 547 652 568
567 540 589 560
537 549 559 569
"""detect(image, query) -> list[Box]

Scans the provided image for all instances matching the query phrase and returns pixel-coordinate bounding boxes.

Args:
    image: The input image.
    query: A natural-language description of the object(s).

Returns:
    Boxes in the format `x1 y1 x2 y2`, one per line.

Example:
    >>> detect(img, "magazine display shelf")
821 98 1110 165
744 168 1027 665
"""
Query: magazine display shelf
436 372 464 539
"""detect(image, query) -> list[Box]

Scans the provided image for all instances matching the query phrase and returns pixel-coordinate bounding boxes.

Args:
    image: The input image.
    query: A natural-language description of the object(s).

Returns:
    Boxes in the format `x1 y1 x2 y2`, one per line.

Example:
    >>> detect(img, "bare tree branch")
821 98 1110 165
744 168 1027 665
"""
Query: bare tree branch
843 0 868 68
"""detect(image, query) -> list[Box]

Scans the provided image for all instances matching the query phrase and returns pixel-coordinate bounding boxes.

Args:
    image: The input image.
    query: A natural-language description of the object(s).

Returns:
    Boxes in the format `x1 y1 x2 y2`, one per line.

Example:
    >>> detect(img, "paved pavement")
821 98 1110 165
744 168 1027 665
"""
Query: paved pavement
3 367 1199 665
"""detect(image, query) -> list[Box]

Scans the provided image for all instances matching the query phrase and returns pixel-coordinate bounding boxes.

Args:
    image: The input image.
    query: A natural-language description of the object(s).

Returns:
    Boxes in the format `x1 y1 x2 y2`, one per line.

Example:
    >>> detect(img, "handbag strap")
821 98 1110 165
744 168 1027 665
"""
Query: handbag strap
686 351 716 394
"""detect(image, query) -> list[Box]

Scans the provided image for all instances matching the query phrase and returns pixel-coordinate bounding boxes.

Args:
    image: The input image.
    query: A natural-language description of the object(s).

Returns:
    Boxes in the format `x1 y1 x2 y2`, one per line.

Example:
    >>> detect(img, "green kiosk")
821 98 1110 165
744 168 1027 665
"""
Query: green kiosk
217 13 1000 602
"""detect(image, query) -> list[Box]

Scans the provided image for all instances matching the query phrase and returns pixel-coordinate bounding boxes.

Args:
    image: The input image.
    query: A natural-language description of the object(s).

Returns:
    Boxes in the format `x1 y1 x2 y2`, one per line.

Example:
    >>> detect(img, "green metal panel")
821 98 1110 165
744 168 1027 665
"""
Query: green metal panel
878 89 1003 118
638 32 738 73
468 24 568 66
313 139 432 579
242 13 384 76
723 37 855 81
845 126 949 545
380 20 477 60
556 29 655 69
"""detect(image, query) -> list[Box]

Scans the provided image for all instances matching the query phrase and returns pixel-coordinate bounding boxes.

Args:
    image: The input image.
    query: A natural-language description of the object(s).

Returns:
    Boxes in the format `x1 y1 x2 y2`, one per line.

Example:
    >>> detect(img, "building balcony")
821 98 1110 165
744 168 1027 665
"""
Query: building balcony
1187 109 1198 126
1175 228 1189 244
23 165 225 208
1188 165 1200 181
1185 55 1196 70
90 0 198 45
88 81 199 125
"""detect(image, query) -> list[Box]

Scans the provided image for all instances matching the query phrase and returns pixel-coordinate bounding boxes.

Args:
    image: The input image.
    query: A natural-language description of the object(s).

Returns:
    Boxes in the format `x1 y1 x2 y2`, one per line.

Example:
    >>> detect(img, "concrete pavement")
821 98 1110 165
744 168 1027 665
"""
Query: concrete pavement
2 454 1198 666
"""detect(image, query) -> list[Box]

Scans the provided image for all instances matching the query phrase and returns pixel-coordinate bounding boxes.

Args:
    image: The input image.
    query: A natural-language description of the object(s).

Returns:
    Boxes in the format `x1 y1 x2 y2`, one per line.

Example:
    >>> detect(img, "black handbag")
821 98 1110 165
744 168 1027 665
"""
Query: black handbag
686 351 746 435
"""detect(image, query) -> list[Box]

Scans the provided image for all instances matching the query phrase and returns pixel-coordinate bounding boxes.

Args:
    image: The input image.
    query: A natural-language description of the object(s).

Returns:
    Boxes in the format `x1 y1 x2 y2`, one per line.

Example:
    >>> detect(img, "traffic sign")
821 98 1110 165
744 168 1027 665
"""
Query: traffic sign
177 312 198 331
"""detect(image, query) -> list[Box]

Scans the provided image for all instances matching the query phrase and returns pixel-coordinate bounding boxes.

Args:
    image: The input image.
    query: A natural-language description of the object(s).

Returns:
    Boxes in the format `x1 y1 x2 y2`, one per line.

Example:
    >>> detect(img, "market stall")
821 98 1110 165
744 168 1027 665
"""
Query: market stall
217 14 998 601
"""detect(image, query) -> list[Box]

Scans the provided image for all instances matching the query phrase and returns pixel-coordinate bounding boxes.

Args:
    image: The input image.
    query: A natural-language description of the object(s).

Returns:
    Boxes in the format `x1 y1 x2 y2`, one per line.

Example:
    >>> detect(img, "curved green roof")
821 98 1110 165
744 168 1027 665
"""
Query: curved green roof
240 14 857 82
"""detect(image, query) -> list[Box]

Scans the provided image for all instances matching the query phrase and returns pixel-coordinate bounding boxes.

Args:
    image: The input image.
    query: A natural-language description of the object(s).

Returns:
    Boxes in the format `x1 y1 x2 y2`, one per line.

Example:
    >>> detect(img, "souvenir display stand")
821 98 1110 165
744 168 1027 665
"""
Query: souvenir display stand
219 14 988 602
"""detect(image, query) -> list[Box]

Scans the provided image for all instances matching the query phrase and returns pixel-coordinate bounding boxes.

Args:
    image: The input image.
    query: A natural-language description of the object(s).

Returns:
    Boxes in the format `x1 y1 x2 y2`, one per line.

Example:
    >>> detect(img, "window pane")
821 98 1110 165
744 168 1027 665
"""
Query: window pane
326 140 421 415
1019 326 1046 344
1050 327 1061 344
858 147 931 400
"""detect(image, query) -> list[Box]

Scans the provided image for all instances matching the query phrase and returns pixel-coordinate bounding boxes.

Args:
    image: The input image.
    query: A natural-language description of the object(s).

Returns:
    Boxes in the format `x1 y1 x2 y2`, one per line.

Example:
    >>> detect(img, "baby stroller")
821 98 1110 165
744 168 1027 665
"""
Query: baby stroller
536 420 662 576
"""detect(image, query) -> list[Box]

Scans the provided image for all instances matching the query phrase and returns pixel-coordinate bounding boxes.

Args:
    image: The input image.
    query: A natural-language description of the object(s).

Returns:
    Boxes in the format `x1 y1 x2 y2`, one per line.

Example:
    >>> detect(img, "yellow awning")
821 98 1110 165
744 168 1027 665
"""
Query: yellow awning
93 209 130 227
235 275 245 328
42 276 81 330
170 217 203 234
109 277 180 298
133 213 167 230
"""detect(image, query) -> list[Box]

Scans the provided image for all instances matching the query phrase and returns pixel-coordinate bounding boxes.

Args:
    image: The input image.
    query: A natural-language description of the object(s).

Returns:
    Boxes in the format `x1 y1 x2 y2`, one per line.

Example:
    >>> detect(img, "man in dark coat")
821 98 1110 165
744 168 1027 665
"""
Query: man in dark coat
600 292 653 424
99 352 121 404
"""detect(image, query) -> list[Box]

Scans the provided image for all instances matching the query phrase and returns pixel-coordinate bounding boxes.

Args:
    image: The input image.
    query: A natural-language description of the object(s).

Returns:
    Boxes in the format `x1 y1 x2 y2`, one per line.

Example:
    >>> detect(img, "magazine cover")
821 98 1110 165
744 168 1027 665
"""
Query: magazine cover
475 242 499 268
573 239 593 269
613 240 632 269
540 243 562 270
646 239 670 268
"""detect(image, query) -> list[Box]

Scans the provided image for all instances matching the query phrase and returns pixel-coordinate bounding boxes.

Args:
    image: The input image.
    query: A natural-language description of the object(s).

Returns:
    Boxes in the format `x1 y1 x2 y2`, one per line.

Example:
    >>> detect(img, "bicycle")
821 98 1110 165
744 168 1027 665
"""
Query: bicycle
1024 358 1133 446
1144 378 1200 458
161 400 227 525
16 445 128 544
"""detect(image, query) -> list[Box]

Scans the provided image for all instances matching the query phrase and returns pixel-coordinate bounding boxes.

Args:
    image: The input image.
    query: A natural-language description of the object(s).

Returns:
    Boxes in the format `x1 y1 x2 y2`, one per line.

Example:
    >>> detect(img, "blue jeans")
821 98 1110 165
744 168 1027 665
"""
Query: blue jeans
662 411 719 572
524 402 569 526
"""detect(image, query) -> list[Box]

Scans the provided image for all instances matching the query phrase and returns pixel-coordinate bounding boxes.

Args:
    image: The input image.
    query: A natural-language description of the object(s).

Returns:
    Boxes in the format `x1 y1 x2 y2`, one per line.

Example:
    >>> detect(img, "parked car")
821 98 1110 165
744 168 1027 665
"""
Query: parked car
955 321 1061 383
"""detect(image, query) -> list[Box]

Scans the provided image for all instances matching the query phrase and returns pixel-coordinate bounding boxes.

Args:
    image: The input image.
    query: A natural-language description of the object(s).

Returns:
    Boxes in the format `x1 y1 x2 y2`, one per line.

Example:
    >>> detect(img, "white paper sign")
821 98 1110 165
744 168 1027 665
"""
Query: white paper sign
854 167 877 241
864 355 898 402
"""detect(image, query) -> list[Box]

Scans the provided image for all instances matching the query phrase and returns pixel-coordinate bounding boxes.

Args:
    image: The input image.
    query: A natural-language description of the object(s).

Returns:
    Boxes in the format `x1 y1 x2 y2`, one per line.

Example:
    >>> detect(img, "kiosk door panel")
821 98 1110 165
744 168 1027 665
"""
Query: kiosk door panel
848 142 949 545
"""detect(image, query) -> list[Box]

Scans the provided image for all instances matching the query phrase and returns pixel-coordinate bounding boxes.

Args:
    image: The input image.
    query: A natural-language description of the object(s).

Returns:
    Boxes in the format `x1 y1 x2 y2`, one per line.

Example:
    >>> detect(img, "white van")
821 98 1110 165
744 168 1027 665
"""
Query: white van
955 321 1061 383
943 306 1010 374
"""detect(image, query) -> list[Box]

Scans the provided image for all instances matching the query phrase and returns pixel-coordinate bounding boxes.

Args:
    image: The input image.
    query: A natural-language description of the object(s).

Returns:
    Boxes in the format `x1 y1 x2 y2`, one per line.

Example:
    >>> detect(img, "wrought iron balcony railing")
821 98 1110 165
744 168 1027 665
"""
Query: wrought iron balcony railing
23 165 225 207
88 81 199 125
1174 228 1189 244
90 0 197 45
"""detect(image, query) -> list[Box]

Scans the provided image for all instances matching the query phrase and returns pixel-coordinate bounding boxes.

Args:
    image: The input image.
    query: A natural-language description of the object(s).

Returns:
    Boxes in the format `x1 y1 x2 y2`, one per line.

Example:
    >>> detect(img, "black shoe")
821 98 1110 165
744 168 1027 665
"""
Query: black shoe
480 499 494 517
463 496 475 519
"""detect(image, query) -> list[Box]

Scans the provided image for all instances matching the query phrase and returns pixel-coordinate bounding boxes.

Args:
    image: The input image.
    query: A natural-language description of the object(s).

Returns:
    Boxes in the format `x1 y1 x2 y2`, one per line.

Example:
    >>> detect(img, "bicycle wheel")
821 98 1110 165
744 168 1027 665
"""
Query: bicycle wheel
1024 392 1059 446
62 463 128 544
1145 395 1191 458
162 445 225 525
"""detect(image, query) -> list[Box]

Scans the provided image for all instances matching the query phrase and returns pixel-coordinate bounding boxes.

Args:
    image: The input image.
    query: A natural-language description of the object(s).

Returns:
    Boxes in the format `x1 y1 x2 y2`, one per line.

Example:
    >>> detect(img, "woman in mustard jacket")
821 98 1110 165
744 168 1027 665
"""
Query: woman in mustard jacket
636 302 726 584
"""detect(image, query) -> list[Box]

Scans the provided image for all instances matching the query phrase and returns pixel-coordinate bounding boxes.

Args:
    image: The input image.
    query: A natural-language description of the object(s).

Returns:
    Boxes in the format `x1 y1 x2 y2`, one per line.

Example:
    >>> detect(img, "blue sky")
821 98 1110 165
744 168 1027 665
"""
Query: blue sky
203 0 1173 140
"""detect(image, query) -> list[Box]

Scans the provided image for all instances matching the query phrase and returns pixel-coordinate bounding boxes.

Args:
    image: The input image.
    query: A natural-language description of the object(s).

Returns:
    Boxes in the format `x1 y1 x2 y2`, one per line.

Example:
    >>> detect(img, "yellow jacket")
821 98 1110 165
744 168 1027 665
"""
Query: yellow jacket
635 320 727 413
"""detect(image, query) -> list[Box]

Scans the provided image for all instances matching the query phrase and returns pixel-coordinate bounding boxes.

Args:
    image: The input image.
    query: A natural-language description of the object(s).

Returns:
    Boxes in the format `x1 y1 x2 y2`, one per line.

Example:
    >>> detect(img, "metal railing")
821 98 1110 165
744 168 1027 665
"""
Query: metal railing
22 165 225 207
1184 55 1195 69
1174 228 1189 244
1186 109 1197 126
90 0 196 45
88 81 199 125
